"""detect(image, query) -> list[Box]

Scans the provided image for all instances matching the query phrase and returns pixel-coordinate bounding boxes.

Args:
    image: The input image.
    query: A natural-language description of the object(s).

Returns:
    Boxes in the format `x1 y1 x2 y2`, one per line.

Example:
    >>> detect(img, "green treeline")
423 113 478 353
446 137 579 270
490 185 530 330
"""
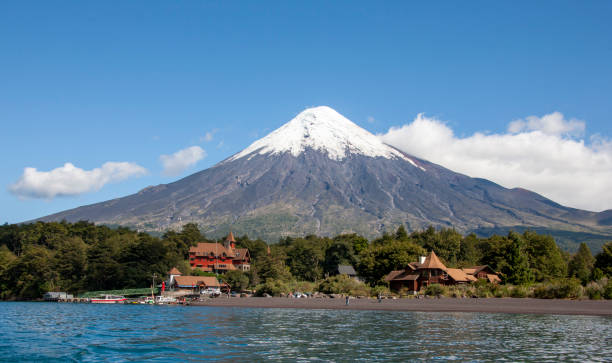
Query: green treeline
1 222 611 300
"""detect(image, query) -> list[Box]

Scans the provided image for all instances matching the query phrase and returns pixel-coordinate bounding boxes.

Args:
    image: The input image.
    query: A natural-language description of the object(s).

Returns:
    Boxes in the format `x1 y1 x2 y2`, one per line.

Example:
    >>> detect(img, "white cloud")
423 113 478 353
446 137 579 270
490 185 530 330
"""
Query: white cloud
200 129 218 142
380 112 612 212
160 146 206 176
508 112 585 137
367 116 376 123
9 162 147 199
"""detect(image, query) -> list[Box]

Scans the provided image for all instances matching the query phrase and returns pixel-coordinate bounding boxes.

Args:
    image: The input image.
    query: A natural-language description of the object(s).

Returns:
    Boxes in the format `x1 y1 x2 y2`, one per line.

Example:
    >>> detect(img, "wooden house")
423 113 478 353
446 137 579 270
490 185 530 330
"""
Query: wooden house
385 251 499 292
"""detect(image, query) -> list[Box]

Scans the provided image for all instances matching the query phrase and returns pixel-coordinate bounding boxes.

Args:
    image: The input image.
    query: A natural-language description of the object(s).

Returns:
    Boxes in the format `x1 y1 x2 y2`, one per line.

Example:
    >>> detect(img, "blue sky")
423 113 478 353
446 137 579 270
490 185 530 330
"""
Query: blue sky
2 1 612 223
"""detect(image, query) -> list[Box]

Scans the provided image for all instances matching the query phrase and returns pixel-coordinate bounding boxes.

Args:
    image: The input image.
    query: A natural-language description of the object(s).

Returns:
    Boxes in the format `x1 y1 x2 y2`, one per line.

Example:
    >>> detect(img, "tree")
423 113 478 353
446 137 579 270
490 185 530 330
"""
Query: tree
523 231 567 281
0 245 55 299
593 242 612 278
0 245 16 273
85 238 124 291
568 242 595 284
502 232 533 285
54 236 88 293
119 234 171 288
254 253 292 282
235 235 269 262
323 239 356 276
410 227 461 265
223 270 249 292
395 225 408 241
458 233 481 267
332 233 368 256
357 241 425 285
163 223 205 259
286 238 326 281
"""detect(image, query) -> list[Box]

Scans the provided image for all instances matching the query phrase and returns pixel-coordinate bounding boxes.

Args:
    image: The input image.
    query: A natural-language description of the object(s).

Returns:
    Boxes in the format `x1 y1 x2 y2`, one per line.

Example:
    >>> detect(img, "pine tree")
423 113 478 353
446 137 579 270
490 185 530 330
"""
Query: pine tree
503 232 533 285
395 225 408 240
568 242 595 284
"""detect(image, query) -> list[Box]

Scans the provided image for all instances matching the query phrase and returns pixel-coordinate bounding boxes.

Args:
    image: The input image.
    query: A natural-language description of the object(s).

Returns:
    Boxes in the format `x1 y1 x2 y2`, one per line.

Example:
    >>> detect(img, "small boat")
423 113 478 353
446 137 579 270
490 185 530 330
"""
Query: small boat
155 295 177 304
90 294 127 304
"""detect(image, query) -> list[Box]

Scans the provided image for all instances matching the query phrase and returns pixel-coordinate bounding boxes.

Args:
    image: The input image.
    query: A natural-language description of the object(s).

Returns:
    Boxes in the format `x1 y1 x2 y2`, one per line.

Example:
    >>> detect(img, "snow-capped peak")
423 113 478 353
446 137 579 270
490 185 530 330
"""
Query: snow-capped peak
229 106 418 165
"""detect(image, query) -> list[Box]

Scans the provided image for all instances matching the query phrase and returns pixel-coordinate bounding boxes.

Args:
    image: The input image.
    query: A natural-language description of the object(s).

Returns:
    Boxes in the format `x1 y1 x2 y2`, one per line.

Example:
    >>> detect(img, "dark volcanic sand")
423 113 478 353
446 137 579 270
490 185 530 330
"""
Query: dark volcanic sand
190 297 612 316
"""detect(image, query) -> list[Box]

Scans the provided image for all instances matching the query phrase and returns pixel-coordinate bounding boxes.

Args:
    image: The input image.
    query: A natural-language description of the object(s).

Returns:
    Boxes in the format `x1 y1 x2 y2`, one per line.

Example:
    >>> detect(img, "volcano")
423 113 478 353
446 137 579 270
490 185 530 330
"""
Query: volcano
37 106 612 247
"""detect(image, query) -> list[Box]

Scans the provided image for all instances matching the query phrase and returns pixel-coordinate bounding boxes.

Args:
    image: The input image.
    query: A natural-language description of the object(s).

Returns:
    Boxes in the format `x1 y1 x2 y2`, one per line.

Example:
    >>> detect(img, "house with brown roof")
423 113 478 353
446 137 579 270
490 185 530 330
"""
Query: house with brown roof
188 232 251 273
165 268 227 296
385 251 500 292
462 265 501 283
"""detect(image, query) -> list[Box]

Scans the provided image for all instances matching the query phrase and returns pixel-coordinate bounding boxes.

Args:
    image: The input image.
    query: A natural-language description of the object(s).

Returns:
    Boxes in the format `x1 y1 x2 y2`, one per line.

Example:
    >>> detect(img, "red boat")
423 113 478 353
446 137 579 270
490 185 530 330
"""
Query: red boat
90 295 127 304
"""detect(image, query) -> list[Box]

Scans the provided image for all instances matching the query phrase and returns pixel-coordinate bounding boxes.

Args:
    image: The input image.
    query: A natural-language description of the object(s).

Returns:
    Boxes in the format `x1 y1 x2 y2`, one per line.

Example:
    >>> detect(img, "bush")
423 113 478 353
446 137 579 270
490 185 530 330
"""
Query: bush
604 279 612 300
424 284 447 297
510 286 528 298
254 279 291 297
288 280 316 294
532 279 583 299
318 275 370 296
371 285 391 297
585 282 603 300
491 284 511 298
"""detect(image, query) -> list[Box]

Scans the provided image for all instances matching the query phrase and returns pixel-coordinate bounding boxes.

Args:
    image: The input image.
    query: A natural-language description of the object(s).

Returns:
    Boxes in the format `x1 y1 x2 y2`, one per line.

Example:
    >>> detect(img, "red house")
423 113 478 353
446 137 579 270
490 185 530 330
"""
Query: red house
188 232 251 273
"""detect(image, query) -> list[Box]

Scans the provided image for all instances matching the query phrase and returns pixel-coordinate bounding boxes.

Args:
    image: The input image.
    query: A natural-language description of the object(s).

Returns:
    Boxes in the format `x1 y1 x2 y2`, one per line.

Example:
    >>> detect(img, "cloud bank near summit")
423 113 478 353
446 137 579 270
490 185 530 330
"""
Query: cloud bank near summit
380 112 612 212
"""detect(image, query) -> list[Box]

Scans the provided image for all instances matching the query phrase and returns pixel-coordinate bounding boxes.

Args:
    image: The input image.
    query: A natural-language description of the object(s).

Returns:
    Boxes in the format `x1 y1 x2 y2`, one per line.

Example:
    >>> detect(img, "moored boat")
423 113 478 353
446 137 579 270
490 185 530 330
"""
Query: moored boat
90 295 127 304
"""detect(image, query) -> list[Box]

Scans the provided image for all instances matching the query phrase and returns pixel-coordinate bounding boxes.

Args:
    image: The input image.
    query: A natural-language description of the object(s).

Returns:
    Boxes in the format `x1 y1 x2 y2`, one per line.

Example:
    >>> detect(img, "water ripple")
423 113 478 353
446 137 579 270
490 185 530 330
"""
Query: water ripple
0 302 610 362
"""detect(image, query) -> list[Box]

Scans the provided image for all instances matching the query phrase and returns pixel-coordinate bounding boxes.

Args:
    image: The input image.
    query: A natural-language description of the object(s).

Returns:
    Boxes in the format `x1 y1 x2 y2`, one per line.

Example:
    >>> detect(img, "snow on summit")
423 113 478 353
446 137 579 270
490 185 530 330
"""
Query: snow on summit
230 106 414 163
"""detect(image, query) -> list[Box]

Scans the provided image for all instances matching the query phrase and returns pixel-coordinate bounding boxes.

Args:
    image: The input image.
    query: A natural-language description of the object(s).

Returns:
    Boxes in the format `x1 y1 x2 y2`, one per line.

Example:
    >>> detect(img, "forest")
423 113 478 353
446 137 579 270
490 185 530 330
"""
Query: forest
0 221 611 300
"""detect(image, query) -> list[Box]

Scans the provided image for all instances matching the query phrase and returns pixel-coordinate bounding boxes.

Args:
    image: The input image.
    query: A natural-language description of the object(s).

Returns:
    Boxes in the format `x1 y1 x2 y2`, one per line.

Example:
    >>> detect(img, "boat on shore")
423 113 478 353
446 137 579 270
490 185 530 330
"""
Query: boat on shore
90 295 127 304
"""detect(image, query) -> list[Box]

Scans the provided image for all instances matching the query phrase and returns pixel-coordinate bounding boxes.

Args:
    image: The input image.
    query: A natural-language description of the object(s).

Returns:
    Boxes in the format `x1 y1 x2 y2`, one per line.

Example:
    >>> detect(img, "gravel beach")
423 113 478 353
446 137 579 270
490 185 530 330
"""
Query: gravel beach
190 296 612 316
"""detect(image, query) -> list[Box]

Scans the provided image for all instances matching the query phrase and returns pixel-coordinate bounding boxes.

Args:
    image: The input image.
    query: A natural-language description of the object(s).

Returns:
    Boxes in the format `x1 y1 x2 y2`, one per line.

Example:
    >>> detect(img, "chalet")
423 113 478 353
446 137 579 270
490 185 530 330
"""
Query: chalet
462 265 502 283
385 251 500 292
164 268 228 296
188 232 251 273
171 275 221 292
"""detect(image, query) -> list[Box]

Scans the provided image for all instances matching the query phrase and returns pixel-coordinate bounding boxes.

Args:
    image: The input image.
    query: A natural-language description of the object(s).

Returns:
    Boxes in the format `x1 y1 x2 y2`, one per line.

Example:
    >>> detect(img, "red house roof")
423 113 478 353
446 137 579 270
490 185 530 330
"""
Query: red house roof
189 243 235 258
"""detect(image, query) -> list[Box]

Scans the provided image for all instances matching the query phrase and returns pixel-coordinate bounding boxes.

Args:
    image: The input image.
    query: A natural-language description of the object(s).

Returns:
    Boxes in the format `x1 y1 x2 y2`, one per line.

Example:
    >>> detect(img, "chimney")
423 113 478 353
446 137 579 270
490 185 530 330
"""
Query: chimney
419 256 426 264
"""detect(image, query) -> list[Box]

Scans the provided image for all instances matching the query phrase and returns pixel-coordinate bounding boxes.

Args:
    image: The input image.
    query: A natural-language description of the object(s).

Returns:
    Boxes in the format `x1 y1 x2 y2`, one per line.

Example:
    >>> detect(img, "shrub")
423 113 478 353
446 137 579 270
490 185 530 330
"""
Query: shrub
371 285 391 297
510 286 528 298
424 284 447 297
254 279 291 297
288 280 316 294
532 279 583 299
318 275 370 296
604 279 612 300
491 284 511 298
585 282 603 300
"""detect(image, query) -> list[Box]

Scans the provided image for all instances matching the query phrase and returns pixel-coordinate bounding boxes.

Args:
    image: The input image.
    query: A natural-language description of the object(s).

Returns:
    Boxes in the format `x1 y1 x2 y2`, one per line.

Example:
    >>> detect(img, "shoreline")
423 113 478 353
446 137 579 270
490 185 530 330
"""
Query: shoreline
189 296 612 316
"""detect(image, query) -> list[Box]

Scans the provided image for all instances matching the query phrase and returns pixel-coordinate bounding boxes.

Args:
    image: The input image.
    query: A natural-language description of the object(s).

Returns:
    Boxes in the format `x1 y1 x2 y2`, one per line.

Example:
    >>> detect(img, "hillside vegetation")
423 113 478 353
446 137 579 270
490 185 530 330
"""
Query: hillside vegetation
0 222 611 300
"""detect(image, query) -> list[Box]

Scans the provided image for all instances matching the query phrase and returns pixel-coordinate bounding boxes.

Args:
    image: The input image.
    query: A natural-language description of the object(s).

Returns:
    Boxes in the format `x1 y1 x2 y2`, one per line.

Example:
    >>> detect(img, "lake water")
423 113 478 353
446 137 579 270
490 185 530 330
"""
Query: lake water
1 302 610 362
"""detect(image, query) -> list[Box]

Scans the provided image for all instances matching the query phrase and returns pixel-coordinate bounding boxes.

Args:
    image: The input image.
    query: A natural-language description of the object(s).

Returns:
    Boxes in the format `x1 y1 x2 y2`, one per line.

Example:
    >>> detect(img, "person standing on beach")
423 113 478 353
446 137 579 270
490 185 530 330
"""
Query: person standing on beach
345 296 350 306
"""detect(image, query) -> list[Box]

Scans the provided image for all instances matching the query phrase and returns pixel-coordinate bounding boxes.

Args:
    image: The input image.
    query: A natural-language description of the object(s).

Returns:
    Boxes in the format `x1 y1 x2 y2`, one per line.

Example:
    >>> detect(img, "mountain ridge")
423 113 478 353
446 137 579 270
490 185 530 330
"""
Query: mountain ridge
35 106 612 250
